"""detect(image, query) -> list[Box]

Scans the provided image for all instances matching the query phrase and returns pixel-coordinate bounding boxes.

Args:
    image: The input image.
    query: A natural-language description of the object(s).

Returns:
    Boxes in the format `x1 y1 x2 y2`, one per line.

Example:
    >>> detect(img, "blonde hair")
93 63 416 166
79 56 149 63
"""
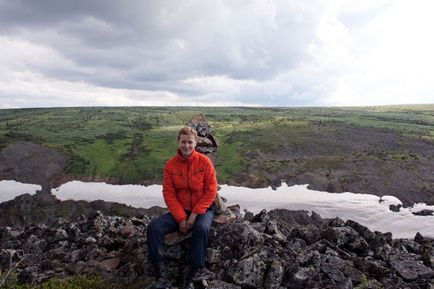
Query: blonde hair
177 126 198 141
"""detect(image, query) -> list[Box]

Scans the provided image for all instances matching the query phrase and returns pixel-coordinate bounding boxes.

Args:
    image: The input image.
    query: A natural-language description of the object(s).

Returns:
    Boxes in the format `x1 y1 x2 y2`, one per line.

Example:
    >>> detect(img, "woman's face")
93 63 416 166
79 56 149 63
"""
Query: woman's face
178 134 197 158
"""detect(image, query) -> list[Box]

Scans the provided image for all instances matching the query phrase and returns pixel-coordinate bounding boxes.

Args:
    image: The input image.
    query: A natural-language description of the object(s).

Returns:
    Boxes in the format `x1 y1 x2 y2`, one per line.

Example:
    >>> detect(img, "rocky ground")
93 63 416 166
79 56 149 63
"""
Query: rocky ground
0 191 165 228
0 203 433 289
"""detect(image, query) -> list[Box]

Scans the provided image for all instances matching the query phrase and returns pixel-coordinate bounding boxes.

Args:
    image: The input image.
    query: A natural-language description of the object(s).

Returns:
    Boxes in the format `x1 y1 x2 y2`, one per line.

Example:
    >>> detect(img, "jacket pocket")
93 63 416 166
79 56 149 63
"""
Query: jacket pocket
193 168 204 175
170 172 184 188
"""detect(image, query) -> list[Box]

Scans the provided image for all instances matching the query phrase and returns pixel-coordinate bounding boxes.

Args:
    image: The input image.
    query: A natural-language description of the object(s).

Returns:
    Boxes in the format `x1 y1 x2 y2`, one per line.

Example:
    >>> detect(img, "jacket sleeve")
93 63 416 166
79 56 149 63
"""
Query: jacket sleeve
163 165 187 223
192 158 217 215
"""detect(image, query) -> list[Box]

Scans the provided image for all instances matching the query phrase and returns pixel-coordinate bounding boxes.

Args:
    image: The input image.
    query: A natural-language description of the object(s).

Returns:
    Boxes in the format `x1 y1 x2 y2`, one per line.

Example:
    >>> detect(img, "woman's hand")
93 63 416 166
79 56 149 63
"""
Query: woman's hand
186 213 197 231
179 214 197 234
179 220 189 234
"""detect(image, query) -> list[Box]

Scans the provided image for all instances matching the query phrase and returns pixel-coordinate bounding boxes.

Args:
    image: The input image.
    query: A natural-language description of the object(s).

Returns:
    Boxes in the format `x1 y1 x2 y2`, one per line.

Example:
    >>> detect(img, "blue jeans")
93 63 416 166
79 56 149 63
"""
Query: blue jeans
147 207 214 268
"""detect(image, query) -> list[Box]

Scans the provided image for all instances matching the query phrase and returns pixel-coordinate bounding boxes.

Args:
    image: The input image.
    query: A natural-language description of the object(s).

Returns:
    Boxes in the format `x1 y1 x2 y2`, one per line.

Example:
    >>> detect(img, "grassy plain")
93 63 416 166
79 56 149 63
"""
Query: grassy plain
0 105 433 204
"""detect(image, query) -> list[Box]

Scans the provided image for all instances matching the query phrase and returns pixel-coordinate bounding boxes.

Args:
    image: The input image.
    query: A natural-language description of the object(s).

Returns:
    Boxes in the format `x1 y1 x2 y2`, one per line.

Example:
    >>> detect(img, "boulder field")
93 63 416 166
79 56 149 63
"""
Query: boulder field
1 207 433 289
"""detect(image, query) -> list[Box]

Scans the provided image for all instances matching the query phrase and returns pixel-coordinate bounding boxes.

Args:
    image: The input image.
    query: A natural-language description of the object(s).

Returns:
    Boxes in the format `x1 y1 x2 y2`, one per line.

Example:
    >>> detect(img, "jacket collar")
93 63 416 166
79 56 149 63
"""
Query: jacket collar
176 148 197 162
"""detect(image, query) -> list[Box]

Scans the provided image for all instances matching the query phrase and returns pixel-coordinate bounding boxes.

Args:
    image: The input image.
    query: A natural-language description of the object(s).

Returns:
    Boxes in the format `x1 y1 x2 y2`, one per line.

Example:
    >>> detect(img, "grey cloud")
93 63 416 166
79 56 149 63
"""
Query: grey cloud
0 0 341 106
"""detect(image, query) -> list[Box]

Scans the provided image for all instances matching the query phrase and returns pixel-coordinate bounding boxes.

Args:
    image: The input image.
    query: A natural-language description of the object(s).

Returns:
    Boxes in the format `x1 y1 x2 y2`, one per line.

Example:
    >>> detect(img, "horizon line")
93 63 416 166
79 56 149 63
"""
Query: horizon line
2 103 434 110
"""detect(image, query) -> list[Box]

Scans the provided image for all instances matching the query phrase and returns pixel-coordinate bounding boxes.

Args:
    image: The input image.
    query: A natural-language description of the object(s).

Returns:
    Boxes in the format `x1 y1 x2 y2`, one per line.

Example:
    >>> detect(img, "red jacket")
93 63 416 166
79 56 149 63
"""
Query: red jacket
163 149 217 223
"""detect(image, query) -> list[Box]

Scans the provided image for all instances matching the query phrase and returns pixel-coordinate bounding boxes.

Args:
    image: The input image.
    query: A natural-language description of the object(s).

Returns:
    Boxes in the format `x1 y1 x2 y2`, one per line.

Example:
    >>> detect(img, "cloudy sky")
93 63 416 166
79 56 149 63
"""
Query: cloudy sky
1 0 433 108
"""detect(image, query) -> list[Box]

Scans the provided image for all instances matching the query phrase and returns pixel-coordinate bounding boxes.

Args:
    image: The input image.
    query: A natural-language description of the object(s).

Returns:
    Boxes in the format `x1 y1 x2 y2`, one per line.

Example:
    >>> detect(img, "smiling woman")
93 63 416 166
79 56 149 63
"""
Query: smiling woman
146 126 218 289
177 127 197 158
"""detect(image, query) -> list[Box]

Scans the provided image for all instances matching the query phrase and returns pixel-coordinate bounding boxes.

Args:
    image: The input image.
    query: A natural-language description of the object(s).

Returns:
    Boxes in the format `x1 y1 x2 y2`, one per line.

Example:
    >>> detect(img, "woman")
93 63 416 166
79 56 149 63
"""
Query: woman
147 126 218 289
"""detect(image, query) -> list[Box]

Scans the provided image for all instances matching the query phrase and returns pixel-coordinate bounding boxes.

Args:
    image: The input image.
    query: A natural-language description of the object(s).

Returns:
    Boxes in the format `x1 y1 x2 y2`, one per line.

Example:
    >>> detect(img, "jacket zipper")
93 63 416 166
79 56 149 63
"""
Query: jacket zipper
187 160 192 211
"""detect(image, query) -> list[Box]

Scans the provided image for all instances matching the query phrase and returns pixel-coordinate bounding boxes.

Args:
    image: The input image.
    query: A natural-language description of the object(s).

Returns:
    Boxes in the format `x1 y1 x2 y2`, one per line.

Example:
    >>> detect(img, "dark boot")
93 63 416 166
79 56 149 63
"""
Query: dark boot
182 266 198 289
152 262 170 289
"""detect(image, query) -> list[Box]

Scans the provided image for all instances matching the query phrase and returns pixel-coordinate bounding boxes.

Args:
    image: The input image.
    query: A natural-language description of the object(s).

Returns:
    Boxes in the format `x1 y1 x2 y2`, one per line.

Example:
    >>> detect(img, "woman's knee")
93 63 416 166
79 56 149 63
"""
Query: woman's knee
147 219 163 236
193 221 210 236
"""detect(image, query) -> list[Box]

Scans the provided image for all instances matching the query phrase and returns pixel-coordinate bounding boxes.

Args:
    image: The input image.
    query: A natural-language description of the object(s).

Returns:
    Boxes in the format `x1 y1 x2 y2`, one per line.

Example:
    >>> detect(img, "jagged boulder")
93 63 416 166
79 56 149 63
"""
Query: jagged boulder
389 252 434 280
229 254 267 288
0 208 433 289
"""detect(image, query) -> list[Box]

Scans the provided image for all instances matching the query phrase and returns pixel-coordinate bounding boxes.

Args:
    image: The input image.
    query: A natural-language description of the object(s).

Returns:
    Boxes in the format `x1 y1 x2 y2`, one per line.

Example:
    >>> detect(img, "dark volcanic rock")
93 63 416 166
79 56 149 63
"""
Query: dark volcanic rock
389 204 402 212
412 209 434 216
229 255 266 288
389 253 434 281
0 192 165 228
0 208 433 288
